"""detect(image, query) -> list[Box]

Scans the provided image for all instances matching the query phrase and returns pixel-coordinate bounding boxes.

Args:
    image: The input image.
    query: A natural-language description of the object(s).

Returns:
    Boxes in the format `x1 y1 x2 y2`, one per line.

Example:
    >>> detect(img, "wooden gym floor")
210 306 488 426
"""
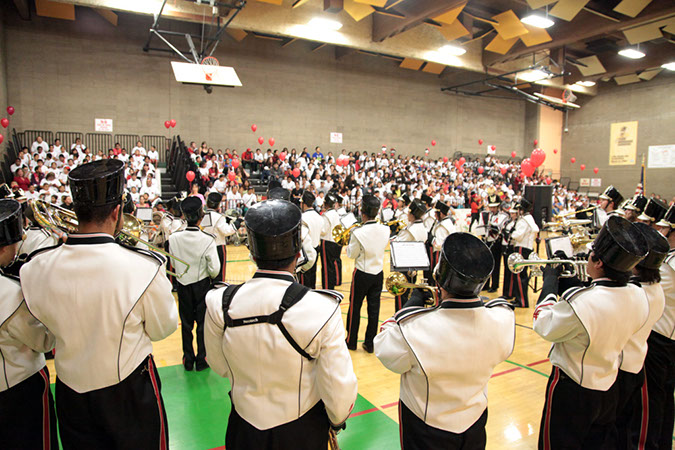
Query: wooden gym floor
45 242 562 449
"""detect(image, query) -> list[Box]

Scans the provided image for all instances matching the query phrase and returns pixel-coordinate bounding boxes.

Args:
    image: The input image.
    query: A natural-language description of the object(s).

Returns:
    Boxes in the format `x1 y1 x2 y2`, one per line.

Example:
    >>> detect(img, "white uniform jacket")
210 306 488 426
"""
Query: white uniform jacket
511 214 539 249
168 227 220 285
654 251 675 338
374 298 515 433
621 281 665 373
204 270 358 429
534 278 649 390
302 209 323 249
18 227 59 258
486 212 508 243
21 233 177 393
346 221 390 275
395 220 427 243
422 210 435 233
0 272 54 392
431 218 456 252
320 209 341 244
394 208 409 227
160 213 186 240
501 219 515 246
202 210 236 246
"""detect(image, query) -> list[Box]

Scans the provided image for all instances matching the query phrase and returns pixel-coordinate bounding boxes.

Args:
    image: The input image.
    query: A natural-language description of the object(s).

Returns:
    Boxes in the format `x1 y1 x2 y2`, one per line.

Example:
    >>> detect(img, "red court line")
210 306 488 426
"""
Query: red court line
527 359 549 367
491 367 522 378
381 401 399 409
349 407 379 418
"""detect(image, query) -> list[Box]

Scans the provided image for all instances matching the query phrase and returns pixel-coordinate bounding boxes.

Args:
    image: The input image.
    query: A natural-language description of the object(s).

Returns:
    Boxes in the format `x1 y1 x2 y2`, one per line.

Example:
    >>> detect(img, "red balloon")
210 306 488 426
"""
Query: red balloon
478 166 484 174
500 167 507 175
533 139 538 147
553 148 558 154
530 148 546 168
0 134 3 144
0 118 9 128
491 145 496 151
580 164 586 171
269 138 275 146
443 156 448 163
593 167 599 174
279 152 286 161
232 159 240 169
186 171 195 182
478 139 483 145
458 167 464 174
545 177 552 185
521 158 535 177
169 119 176 128
570 157 576 164
292 168 301 177
228 171 236 181
511 151 517 158
6 107 14 116
164 120 171 129
251 124 257 132
431 140 437 147
459 156 466 165
258 137 264 145
454 161 460 169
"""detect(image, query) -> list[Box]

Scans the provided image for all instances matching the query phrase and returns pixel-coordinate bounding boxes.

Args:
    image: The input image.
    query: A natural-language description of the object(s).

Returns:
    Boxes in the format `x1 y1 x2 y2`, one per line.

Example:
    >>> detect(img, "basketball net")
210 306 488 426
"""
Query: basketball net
201 56 219 83
562 89 577 104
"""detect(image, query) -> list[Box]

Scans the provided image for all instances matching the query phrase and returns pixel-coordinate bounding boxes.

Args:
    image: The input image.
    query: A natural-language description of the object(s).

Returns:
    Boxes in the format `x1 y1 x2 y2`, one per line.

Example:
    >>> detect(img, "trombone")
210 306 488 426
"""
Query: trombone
553 205 598 220
331 223 361 246
29 200 190 277
507 253 588 281
385 272 437 306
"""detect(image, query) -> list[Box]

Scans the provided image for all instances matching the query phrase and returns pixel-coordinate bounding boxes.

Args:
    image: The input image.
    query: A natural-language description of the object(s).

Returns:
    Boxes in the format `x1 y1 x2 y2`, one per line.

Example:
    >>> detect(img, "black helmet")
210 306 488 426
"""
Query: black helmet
599 185 624 207
656 205 675 229
207 192 223 209
625 194 647 213
435 201 450 216
245 200 302 261
268 188 291 201
0 199 23 247
180 197 204 224
633 222 669 270
361 194 380 219
301 191 315 207
434 233 494 297
638 198 667 223
409 199 426 220
592 216 648 272
69 159 125 206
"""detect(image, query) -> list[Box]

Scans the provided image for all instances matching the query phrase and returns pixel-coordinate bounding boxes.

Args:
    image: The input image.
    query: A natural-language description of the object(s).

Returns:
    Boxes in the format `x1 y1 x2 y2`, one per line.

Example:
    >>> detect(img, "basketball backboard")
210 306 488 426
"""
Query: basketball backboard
171 61 242 88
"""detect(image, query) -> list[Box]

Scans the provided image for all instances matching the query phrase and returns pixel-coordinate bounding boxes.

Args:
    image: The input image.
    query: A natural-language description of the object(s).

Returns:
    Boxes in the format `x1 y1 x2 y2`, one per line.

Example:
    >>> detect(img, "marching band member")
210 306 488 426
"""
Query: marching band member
375 233 515 450
204 199 358 449
298 191 322 289
394 194 411 227
392 199 428 311
484 198 509 293
510 197 539 308
639 205 675 449
623 194 647 223
501 204 517 299
615 223 668 449
345 194 390 352
637 198 668 229
421 193 435 233
319 192 343 290
533 216 649 449
160 197 187 288
168 197 220 371
21 159 178 449
430 200 455 270
594 186 624 229
17 206 60 258
203 192 236 283
0 199 57 449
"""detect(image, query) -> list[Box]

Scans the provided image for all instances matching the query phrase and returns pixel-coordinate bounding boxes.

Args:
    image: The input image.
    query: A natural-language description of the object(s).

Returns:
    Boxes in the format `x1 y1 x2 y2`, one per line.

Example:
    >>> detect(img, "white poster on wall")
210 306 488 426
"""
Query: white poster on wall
486 145 496 155
591 178 602 187
95 118 113 133
330 132 343 144
647 145 675 168
580 178 590 187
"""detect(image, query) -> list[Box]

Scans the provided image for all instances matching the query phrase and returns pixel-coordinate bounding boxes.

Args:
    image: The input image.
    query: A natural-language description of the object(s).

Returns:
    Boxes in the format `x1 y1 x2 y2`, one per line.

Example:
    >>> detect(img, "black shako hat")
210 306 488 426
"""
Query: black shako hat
625 194 647 213
361 194 380 218
207 192 223 209
0 199 23 246
268 188 291 201
245 199 302 261
325 192 339 208
435 201 450 216
633 222 669 270
421 193 433 207
180 197 204 224
301 190 315 207
599 185 624 207
656 205 675 228
69 159 125 206
434 233 494 297
592 216 648 272
409 199 426 220
517 197 532 212
123 191 135 214
638 198 667 223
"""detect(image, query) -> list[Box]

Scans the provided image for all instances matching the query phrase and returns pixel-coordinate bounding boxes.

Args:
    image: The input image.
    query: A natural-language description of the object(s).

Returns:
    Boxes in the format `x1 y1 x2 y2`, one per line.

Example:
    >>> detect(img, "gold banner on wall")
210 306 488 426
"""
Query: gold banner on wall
609 121 638 165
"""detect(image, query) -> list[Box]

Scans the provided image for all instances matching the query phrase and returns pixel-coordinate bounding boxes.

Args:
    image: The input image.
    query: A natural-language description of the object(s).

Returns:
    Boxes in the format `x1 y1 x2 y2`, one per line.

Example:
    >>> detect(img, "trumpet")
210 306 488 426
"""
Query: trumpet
507 253 588 281
385 272 437 306
29 200 190 277
332 223 360 246
383 219 406 236
553 205 598 220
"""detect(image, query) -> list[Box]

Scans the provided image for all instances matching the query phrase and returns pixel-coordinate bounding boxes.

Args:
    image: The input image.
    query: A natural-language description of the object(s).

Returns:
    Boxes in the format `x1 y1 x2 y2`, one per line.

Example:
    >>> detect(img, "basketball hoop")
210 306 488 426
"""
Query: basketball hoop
200 56 219 82
562 89 577 104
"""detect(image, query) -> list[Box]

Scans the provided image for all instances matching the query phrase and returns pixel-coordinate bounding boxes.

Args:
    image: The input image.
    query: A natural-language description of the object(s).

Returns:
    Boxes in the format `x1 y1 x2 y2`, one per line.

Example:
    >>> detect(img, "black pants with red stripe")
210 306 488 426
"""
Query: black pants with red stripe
422 244 437 284
615 368 645 450
512 246 532 307
502 245 514 298
226 398 329 449
320 240 342 290
487 240 503 291
538 366 618 450
177 278 211 364
394 272 417 312
0 366 57 450
335 252 343 286
346 269 383 349
639 331 675 450
298 246 319 289
399 401 487 450
56 355 169 450
214 244 227 283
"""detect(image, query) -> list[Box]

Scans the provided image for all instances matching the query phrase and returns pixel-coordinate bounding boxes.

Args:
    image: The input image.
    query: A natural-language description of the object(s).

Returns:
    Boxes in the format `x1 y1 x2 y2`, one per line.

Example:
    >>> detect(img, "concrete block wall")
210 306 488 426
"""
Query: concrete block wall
3 8 525 161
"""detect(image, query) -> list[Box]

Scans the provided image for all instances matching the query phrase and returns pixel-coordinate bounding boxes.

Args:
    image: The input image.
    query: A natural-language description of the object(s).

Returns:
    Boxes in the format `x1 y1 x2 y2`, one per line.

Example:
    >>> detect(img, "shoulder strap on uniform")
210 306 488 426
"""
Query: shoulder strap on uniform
394 305 435 323
485 298 515 310
221 284 244 326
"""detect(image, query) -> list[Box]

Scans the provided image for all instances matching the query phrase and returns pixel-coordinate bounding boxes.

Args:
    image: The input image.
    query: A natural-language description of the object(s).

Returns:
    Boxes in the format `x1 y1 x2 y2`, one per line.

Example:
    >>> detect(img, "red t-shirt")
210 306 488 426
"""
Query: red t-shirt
470 200 480 213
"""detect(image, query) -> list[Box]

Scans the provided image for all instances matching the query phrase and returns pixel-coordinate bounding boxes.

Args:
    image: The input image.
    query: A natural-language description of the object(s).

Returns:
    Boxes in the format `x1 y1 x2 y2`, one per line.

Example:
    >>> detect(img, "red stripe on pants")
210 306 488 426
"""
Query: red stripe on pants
346 269 357 342
39 368 50 450
543 367 560 450
638 374 649 449
147 358 167 450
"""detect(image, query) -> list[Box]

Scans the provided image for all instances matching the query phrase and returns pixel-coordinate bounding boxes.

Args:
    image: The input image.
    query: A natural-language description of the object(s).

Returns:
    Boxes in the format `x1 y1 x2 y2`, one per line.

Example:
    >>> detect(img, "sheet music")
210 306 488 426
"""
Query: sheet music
200 213 212 228
390 241 430 270
341 213 357 228
135 207 153 222
547 236 573 259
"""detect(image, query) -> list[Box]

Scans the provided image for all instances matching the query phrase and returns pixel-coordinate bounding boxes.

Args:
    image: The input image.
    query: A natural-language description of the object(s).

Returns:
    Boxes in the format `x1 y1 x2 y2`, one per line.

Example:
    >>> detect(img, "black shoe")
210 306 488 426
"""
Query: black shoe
487 288 497 293
362 342 374 353
345 340 357 351
183 358 194 371
196 360 209 371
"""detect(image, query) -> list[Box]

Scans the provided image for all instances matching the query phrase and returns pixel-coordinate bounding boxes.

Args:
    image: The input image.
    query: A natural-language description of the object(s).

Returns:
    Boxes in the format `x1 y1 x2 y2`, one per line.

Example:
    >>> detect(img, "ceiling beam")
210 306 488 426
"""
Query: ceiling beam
12 0 31 20
483 2 675 66
372 0 467 42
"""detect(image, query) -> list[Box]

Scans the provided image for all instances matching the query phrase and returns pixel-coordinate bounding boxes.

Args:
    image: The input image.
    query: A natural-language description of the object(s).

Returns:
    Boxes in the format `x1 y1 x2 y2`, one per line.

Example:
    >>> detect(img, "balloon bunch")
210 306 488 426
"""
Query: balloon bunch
164 120 177 129
1 106 16 144
251 124 275 148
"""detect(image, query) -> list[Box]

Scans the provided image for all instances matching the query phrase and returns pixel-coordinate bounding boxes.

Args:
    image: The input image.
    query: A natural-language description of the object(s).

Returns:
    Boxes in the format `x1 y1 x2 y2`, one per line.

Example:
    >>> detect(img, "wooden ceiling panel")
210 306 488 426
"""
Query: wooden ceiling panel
344 0 375 21
433 3 466 25
614 73 641 84
485 33 519 54
549 0 589 21
622 21 664 44
638 67 662 80
614 0 652 18
400 58 425 70
255 0 283 5
573 55 606 76
492 10 529 40
526 0 558 8
519 23 552 46
227 28 248 42
439 20 470 41
35 0 75 20
354 0 388 7
422 62 446 74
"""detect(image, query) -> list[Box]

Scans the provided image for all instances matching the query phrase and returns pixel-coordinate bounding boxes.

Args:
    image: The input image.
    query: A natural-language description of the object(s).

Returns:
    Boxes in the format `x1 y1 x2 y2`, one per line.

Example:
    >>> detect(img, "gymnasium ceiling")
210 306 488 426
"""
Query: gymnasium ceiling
13 0 675 98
